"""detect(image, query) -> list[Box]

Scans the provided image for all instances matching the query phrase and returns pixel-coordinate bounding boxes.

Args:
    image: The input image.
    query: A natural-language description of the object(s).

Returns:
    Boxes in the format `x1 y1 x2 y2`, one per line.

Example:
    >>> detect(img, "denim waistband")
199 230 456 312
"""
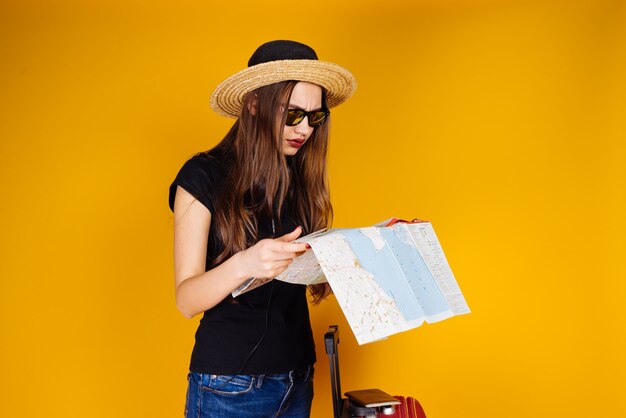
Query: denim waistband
198 364 313 383
254 364 313 388
264 364 313 380
191 364 313 391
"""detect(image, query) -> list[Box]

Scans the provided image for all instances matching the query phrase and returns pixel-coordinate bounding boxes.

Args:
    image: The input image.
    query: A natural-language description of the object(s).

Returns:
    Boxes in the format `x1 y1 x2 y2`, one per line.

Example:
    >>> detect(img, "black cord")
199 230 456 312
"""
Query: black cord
213 281 274 389
237 281 274 371
215 218 277 389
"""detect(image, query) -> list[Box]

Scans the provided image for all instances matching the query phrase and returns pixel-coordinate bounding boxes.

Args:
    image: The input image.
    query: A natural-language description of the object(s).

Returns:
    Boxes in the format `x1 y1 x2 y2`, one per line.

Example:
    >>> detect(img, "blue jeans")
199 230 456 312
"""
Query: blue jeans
184 366 314 418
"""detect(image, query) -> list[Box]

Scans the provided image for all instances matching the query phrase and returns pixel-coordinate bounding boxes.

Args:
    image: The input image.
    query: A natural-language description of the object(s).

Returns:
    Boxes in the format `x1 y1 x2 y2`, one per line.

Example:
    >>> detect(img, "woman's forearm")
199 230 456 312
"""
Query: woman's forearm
175 252 248 318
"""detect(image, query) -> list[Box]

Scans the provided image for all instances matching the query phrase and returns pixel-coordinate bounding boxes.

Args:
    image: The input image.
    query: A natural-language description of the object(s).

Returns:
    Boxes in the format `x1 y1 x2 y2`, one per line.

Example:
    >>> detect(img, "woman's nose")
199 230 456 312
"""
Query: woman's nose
294 117 313 135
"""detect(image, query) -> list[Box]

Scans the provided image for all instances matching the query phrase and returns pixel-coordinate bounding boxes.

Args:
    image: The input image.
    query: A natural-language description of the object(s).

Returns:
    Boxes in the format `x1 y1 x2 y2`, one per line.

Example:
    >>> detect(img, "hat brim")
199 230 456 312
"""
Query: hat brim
210 59 357 118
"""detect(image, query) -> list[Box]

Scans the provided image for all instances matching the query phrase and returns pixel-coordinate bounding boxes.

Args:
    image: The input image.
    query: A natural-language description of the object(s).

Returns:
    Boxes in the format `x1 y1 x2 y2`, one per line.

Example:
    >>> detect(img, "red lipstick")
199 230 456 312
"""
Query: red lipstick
286 138 305 148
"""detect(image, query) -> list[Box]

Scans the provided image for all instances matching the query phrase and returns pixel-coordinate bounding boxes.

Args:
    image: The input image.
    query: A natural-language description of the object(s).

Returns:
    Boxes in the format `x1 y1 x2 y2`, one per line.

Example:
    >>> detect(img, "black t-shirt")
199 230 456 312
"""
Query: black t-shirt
169 148 316 374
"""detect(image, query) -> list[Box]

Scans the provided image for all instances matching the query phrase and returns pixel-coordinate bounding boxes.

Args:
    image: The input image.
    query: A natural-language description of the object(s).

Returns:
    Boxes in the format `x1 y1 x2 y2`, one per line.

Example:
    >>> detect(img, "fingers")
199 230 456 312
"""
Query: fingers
254 225 308 251
254 241 304 259
274 226 307 253
242 227 309 279
276 226 303 242
255 258 293 279
255 237 307 256
280 242 309 253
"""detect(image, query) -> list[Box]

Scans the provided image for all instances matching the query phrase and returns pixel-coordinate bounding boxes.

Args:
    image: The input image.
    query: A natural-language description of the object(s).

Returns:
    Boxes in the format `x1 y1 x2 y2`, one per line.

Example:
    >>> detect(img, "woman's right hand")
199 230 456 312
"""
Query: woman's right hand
236 226 309 279
174 184 310 317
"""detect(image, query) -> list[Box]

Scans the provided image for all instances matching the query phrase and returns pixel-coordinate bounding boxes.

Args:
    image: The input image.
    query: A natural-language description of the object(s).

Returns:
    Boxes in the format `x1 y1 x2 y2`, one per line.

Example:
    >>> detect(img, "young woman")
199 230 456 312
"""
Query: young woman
168 40 356 418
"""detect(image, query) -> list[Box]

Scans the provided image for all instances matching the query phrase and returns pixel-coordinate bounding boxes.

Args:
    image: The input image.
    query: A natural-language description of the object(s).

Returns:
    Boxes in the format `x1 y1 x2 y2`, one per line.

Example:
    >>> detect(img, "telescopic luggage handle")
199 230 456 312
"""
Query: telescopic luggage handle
325 325 343 418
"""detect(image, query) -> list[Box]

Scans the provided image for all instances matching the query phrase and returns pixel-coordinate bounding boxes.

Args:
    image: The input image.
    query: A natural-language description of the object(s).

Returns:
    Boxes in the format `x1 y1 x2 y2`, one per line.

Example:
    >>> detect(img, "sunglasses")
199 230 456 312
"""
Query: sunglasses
285 109 330 127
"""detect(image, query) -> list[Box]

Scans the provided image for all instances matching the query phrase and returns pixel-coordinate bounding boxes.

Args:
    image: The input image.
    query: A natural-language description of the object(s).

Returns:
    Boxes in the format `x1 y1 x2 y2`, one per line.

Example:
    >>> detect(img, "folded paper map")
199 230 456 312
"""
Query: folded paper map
232 218 470 344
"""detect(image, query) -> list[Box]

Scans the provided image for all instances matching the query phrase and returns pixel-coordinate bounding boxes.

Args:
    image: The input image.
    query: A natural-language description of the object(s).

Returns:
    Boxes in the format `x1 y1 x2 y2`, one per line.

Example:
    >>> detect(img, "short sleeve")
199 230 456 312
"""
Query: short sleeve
168 153 224 214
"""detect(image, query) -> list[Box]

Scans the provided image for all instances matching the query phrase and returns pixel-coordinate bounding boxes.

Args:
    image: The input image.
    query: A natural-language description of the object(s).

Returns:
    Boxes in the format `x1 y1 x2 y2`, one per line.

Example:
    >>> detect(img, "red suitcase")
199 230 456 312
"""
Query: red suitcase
324 325 427 418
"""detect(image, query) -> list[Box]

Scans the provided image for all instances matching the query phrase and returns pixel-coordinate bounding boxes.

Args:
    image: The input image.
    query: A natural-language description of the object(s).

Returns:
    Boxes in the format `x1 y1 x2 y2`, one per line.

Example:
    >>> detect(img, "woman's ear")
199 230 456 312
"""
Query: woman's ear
246 94 258 115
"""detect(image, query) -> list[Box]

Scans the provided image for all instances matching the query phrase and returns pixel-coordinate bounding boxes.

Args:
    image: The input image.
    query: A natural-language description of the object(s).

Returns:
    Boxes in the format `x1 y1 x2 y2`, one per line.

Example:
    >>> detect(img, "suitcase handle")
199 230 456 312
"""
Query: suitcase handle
325 325 344 418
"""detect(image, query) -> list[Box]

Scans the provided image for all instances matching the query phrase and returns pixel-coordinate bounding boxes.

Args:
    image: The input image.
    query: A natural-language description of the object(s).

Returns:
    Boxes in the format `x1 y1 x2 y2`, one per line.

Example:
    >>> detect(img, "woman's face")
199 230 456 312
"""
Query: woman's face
281 81 323 156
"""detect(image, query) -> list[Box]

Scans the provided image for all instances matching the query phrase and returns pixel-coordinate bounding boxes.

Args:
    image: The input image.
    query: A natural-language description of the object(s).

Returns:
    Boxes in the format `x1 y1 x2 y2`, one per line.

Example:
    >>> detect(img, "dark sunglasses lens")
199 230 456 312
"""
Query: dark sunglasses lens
286 110 305 126
309 111 328 126
285 109 328 126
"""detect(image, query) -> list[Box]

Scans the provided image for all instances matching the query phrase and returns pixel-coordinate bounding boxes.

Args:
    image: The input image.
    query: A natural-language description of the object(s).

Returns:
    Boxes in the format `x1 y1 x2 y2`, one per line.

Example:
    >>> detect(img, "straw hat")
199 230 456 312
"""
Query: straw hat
210 40 357 118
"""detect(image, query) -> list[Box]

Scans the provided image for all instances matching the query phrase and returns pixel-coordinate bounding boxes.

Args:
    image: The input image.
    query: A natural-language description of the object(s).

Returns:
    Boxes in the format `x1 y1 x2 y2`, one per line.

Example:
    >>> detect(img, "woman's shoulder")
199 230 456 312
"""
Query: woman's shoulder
176 147 233 183
168 147 231 211
185 147 229 173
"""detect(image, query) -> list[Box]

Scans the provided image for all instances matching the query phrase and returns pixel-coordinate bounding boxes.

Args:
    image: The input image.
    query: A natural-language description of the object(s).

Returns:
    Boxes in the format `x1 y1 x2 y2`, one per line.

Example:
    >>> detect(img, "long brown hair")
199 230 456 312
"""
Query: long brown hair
211 81 332 303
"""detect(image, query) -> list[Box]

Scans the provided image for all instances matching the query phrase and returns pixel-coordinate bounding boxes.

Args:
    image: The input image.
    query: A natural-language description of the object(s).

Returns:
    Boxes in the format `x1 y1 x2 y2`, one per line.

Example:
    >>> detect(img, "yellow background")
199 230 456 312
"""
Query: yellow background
1 0 625 417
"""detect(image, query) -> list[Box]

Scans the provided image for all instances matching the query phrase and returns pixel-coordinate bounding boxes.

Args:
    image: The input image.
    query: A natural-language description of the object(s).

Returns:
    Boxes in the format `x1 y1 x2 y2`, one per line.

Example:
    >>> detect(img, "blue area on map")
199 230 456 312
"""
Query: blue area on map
342 229 425 322
379 228 451 320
